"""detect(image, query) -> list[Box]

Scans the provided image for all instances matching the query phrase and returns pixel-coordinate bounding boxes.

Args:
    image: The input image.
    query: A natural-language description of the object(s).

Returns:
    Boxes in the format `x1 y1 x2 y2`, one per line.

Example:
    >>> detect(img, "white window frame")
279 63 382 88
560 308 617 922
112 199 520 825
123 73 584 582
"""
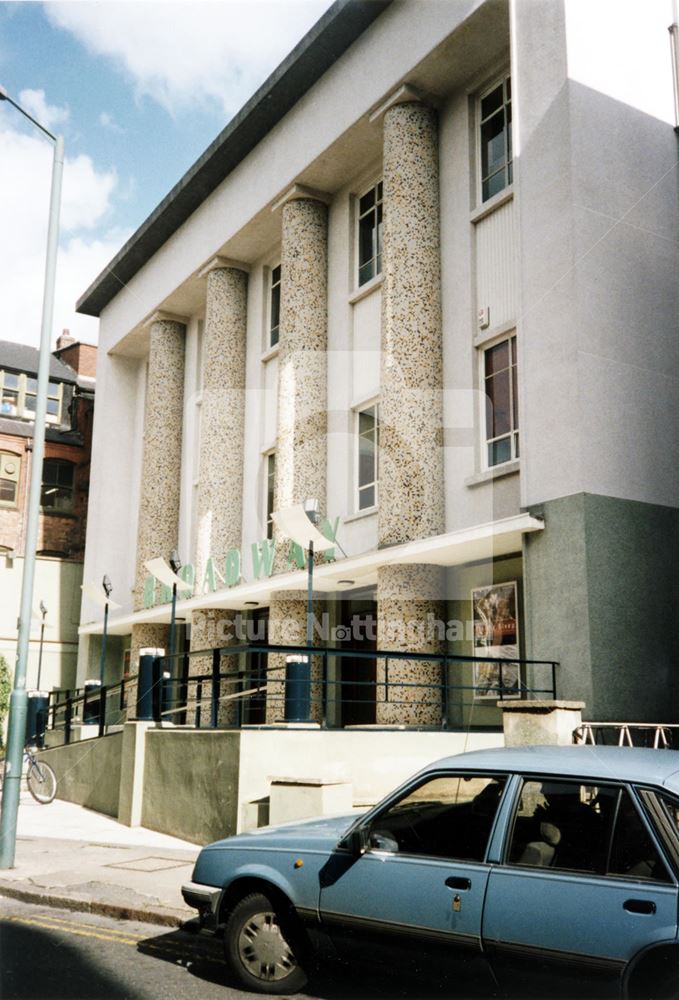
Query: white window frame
263 450 276 539
479 332 519 471
355 179 383 289
267 263 281 350
477 74 513 206
354 401 379 513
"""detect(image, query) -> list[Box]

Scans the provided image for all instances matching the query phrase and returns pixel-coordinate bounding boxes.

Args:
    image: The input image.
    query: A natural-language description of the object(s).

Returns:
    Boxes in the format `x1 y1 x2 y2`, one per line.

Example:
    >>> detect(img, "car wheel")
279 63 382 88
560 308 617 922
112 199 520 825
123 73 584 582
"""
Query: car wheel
224 891 309 995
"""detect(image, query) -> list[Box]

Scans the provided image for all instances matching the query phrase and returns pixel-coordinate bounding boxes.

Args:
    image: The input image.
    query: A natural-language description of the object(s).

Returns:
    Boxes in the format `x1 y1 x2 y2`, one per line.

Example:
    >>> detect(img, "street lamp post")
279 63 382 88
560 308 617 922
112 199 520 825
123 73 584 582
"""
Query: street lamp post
272 502 337 723
36 601 47 690
0 86 64 869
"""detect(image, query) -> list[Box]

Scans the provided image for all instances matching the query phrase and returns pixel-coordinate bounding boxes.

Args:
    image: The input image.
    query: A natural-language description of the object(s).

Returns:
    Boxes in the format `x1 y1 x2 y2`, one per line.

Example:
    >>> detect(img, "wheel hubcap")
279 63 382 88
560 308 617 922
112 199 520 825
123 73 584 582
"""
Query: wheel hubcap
237 910 297 982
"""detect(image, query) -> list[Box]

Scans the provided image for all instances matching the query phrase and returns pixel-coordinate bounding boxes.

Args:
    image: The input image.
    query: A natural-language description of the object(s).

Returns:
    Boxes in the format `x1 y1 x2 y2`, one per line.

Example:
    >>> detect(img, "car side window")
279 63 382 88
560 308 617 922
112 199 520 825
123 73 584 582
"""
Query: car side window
508 779 670 881
367 774 506 862
608 791 670 882
508 780 617 872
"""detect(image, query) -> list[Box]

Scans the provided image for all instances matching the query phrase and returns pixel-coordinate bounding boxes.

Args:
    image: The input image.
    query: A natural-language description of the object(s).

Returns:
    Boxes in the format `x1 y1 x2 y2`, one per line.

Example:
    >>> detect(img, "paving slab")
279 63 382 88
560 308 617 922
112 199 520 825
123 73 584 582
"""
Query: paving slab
0 793 201 926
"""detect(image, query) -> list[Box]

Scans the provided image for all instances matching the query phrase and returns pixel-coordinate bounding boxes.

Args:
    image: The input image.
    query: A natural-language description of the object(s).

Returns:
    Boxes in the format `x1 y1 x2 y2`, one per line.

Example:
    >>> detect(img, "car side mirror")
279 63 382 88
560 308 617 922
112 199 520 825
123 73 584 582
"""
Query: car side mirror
341 826 368 856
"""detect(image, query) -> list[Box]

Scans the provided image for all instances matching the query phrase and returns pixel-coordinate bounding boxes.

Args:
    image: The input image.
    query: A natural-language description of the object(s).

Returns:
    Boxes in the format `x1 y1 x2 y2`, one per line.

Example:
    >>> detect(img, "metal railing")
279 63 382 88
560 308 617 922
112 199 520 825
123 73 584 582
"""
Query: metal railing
574 722 679 750
44 643 559 747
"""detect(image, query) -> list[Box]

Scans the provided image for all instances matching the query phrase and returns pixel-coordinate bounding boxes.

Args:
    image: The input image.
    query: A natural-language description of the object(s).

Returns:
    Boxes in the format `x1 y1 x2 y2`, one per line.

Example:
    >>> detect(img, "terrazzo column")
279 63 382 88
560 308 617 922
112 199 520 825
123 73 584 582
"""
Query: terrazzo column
190 261 248 725
131 315 185 687
376 98 445 725
267 194 329 723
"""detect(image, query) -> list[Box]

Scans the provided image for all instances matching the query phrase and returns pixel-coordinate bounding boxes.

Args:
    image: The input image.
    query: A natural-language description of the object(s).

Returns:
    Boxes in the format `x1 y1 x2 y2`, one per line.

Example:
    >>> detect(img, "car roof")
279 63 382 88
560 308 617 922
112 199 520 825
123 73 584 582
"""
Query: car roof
425 745 679 791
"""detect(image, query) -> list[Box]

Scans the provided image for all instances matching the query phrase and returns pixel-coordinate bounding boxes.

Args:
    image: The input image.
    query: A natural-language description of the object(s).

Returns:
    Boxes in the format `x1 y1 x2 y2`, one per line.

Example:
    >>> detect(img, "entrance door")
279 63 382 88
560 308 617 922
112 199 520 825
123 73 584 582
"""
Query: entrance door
337 592 376 726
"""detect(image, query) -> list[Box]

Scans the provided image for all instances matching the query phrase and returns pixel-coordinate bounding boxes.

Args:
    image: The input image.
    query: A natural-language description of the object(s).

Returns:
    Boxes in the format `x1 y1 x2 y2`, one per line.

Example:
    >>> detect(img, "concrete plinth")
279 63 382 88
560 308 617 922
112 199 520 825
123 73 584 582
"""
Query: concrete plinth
499 700 585 746
269 776 353 826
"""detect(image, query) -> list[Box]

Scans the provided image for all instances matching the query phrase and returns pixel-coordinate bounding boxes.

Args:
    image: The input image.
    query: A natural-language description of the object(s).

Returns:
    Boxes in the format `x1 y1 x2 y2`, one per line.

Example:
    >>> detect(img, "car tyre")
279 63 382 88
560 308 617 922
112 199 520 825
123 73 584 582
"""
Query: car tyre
224 891 309 995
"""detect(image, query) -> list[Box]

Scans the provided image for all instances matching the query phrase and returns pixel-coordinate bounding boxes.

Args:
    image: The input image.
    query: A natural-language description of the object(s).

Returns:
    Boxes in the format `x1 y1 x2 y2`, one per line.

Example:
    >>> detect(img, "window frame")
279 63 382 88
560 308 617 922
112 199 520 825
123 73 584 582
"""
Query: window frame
503 776 675 884
0 370 63 424
361 770 508 863
354 401 379 513
0 450 21 509
477 74 513 206
355 180 383 289
264 450 276 539
267 263 281 349
480 333 519 470
40 457 75 514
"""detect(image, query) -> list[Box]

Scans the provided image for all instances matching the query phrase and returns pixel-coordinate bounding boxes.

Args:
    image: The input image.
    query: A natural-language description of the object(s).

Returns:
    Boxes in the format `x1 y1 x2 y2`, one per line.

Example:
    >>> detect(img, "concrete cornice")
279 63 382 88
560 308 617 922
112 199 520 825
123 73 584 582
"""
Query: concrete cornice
142 310 190 329
271 183 333 214
368 83 434 123
198 256 251 278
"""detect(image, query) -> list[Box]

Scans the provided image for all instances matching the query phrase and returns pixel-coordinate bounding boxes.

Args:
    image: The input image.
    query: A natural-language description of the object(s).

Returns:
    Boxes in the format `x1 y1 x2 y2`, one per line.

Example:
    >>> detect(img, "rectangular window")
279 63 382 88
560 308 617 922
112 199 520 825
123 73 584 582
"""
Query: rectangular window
41 459 74 512
484 335 518 468
357 182 383 287
508 779 670 882
479 76 512 203
0 371 62 423
0 451 20 507
1 372 19 416
266 452 276 539
357 404 379 510
269 265 281 348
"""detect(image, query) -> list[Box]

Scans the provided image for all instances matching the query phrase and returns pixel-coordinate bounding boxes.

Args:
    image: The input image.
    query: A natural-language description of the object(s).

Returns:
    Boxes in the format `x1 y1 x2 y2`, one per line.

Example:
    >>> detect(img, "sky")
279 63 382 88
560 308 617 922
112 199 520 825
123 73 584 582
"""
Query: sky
0 0 334 349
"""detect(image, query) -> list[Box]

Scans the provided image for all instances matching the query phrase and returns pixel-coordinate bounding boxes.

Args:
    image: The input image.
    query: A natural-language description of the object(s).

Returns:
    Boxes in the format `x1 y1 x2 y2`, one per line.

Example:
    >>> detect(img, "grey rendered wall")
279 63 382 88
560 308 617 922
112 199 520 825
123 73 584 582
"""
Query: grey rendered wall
513 0 679 512
141 730 240 845
524 494 679 721
41 731 122 816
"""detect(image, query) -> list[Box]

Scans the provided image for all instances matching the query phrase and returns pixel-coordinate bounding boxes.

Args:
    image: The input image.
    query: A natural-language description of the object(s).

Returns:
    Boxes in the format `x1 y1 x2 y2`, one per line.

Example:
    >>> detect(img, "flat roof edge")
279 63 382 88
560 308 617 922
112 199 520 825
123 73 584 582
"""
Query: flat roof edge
76 0 392 318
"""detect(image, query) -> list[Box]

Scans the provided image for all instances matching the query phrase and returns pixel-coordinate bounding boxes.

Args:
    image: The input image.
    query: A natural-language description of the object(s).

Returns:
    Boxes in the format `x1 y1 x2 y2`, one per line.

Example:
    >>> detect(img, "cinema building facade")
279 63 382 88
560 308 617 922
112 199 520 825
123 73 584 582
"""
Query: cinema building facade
75 0 679 736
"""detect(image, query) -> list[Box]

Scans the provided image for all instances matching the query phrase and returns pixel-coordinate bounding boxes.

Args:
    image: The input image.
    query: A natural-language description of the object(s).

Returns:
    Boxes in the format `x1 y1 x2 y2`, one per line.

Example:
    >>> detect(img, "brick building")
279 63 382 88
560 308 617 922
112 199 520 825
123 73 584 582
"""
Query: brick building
0 332 96 691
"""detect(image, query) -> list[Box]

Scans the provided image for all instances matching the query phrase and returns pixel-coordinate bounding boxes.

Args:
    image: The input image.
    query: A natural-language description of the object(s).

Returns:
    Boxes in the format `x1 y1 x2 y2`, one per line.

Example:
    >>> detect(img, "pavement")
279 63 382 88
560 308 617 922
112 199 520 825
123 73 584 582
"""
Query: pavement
0 791 201 927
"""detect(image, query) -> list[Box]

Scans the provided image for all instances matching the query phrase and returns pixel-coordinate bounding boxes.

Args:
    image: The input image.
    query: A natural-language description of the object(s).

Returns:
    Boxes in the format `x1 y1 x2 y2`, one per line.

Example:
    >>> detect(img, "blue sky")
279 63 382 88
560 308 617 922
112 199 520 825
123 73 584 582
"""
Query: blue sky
0 1 333 347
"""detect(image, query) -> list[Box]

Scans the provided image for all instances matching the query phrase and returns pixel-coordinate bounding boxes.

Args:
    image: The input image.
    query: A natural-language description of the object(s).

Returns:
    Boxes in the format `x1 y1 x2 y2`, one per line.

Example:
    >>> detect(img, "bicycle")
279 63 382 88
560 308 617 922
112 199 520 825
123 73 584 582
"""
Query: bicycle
0 746 57 804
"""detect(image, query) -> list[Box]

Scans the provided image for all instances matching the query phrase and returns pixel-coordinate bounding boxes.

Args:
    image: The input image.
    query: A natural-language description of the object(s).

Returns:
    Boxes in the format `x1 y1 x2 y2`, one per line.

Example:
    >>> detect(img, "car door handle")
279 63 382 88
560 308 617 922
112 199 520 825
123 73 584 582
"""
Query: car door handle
623 899 656 915
445 876 471 891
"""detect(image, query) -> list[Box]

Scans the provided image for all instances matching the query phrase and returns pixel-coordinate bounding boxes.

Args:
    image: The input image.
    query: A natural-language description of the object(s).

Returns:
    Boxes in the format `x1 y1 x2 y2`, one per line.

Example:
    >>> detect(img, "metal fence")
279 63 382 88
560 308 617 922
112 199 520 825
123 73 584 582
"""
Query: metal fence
44 642 559 747
574 722 679 750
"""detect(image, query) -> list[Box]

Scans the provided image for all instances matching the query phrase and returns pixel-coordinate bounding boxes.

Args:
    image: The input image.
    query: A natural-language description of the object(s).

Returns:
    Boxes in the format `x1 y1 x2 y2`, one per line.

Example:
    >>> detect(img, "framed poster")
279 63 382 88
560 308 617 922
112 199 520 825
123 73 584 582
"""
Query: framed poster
471 582 520 699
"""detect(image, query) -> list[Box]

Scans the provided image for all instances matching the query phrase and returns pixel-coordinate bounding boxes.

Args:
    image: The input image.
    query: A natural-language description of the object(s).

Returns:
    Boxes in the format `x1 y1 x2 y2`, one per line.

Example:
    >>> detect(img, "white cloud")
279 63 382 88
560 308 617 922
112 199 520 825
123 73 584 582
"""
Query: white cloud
45 0 334 116
0 114 127 348
99 110 124 132
18 88 70 131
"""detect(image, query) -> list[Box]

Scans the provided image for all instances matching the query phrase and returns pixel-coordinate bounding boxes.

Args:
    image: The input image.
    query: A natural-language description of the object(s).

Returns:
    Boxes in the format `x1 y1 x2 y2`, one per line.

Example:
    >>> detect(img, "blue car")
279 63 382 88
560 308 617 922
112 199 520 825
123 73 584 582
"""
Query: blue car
182 746 679 997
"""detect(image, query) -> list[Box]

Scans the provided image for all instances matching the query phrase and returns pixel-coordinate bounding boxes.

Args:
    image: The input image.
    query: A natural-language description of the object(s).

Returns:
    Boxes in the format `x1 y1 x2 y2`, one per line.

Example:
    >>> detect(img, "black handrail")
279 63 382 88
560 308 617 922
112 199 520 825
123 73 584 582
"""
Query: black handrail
44 642 559 746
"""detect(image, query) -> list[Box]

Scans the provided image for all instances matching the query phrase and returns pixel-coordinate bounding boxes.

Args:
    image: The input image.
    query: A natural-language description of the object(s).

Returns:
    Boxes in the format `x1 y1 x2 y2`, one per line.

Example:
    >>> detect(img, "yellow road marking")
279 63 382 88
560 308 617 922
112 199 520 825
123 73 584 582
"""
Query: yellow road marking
5 915 139 946
21 912 148 940
3 914 225 964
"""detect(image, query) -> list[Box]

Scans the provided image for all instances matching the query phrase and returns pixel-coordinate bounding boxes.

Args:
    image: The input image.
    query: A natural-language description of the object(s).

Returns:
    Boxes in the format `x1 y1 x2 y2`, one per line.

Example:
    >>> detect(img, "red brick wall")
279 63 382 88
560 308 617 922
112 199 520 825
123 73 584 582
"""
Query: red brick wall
0 391 94 559
55 342 97 378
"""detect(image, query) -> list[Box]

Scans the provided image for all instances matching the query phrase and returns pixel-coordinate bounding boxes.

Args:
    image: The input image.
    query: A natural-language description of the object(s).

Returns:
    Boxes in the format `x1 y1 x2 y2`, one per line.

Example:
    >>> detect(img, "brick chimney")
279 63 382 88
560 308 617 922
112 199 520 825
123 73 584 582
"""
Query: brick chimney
56 329 75 351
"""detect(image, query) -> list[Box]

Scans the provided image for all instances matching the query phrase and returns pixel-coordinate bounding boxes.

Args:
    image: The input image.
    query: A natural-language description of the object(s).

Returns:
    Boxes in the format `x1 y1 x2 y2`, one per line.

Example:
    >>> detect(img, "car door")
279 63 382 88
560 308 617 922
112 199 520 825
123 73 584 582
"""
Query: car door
482 776 679 997
318 771 507 989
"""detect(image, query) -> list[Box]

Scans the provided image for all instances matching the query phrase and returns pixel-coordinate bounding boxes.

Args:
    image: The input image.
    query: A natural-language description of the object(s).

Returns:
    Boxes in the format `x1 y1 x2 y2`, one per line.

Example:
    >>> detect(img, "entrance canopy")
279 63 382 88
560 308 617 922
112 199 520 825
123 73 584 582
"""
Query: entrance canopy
79 513 544 636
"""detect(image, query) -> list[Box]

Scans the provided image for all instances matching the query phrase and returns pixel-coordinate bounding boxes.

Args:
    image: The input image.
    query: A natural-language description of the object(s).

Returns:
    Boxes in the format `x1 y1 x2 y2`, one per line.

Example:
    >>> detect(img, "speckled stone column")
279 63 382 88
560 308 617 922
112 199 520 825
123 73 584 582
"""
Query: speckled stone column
274 196 328 521
189 260 249 723
190 609 239 726
376 99 445 725
131 315 185 674
379 99 444 547
376 564 445 726
266 595 325 724
268 194 328 722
